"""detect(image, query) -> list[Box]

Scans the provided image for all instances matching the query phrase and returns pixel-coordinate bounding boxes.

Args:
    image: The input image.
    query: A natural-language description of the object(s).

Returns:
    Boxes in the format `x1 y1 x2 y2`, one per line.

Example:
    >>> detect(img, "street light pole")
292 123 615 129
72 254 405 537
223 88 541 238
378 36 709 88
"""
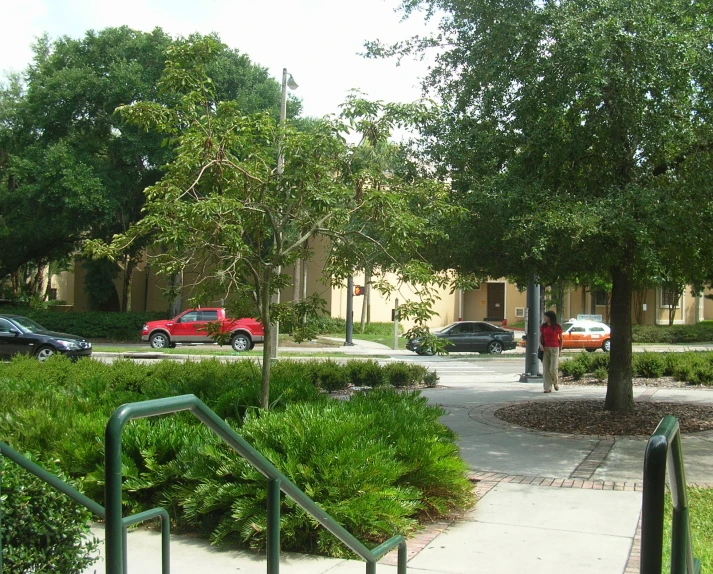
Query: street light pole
270 68 298 360
520 274 543 382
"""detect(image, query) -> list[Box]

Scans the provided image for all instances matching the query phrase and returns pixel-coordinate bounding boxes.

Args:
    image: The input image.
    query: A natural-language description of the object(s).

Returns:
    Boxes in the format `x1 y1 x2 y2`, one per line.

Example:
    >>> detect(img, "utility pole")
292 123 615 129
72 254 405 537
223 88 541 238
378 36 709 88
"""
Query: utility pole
520 274 543 382
270 68 298 360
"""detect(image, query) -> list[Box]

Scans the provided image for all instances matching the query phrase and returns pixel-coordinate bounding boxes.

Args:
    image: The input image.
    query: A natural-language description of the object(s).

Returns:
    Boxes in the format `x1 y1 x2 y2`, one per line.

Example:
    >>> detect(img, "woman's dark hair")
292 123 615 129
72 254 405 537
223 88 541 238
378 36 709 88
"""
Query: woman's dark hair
544 310 558 328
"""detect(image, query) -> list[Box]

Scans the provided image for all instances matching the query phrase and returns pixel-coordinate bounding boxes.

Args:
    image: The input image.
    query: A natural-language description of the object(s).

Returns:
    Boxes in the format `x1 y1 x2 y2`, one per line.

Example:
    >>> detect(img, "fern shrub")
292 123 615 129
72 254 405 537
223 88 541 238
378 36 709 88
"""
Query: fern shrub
1 456 98 573
0 356 469 558
182 391 472 557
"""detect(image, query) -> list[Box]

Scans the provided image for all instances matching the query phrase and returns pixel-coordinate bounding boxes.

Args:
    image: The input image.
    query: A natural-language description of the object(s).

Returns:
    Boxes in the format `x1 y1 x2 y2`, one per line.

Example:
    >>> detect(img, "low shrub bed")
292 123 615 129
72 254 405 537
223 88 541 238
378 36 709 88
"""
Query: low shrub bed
560 351 713 385
0 306 167 341
0 456 98 573
632 323 713 344
0 356 466 558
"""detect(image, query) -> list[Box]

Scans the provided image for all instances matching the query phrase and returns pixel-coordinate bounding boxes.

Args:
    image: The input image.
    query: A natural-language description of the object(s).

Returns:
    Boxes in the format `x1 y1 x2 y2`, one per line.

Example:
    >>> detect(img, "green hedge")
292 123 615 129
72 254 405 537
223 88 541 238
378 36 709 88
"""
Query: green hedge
560 351 713 385
280 315 400 338
0 306 167 341
0 356 464 558
1 456 98 573
632 323 713 344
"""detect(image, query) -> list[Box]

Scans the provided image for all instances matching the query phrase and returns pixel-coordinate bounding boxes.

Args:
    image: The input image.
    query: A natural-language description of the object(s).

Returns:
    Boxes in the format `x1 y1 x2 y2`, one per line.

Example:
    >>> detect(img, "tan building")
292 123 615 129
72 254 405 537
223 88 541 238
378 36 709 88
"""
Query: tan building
53 249 711 328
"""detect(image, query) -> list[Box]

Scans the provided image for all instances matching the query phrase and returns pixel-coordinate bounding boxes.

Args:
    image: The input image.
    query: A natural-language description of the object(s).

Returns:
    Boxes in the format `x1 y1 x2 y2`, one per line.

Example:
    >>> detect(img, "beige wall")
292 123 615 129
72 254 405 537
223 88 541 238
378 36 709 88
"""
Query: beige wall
329 273 458 330
52 249 713 327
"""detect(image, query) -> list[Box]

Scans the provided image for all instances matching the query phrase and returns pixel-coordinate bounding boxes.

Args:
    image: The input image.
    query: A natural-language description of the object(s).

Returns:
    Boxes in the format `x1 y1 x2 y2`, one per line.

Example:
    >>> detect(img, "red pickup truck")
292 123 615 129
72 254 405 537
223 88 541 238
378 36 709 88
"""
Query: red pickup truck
141 308 264 352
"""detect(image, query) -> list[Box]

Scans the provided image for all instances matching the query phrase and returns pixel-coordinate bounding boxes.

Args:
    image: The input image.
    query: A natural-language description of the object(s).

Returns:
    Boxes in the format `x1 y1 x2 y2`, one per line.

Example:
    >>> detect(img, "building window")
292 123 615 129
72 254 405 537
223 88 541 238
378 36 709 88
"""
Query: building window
660 289 681 308
594 290 608 306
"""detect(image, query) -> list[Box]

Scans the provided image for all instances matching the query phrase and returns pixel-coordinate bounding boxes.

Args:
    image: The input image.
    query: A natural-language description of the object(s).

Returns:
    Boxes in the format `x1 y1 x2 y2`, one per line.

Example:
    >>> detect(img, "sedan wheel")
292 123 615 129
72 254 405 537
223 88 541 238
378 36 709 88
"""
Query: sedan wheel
231 334 251 353
423 346 436 356
487 340 503 354
602 339 611 352
36 346 56 361
149 333 169 349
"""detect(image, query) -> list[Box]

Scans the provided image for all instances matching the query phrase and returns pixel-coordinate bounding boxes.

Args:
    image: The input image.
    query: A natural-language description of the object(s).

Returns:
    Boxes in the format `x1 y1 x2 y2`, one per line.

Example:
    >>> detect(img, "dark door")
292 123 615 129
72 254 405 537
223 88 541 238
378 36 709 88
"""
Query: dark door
0 318 25 357
443 323 472 351
487 283 505 320
471 322 495 352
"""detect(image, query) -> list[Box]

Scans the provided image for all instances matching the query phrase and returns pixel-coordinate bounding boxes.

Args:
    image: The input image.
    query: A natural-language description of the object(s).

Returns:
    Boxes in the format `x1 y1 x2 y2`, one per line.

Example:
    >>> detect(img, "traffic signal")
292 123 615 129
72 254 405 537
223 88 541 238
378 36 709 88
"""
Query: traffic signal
354 285 364 296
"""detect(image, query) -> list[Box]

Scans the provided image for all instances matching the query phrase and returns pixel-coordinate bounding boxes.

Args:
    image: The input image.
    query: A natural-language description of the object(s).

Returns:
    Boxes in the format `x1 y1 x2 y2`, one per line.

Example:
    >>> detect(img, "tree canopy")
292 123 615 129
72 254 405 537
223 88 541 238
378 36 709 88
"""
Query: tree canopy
90 38 453 409
368 0 713 410
0 27 296 307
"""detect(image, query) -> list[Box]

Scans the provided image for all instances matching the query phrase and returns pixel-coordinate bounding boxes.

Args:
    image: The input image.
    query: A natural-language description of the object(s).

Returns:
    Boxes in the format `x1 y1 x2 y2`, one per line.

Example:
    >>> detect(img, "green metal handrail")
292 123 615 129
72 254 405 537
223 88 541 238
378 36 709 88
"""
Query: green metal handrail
0 440 171 574
641 416 701 574
105 394 408 574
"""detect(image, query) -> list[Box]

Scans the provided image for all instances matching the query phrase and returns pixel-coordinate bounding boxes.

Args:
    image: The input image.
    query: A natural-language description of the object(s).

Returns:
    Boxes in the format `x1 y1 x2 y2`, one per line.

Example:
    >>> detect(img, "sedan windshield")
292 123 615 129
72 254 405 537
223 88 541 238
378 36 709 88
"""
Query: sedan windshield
11 317 48 334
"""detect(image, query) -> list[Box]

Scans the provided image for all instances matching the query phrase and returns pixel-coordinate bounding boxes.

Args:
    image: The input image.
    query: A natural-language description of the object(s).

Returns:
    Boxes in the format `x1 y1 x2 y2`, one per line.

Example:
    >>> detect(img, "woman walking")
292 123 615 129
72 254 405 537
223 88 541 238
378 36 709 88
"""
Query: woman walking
539 310 563 393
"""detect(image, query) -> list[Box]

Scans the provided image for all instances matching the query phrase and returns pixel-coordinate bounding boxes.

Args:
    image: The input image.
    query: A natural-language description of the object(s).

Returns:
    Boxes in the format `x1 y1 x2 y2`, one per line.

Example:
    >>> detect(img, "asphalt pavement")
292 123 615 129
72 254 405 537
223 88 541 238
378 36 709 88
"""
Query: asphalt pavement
84 338 713 574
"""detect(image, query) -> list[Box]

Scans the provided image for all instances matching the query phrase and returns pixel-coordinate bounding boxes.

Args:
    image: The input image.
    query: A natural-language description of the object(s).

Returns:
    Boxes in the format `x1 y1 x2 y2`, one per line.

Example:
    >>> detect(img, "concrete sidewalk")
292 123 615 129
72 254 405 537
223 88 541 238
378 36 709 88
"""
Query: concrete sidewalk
83 377 713 574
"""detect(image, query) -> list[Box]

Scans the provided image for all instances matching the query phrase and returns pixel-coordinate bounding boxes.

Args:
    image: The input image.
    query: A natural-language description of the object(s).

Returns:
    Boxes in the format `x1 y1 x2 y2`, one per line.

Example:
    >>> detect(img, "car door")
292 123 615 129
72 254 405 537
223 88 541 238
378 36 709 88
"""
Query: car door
469 323 492 352
0 318 23 357
171 311 201 342
198 310 220 342
442 323 470 351
564 326 587 349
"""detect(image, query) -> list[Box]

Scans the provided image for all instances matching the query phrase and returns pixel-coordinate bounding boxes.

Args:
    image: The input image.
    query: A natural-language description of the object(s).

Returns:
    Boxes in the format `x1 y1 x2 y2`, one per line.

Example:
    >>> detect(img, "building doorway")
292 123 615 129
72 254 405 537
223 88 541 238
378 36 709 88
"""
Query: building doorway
486 283 505 321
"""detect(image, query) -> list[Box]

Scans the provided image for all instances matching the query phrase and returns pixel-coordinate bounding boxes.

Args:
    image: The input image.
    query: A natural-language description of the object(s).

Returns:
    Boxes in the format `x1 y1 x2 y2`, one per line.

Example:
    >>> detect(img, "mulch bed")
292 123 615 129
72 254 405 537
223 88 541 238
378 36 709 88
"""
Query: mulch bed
495 399 713 436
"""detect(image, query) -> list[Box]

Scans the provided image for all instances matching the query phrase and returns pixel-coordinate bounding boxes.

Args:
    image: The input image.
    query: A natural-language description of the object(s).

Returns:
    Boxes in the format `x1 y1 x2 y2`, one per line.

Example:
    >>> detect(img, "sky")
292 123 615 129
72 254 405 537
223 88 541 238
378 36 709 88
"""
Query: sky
0 0 436 119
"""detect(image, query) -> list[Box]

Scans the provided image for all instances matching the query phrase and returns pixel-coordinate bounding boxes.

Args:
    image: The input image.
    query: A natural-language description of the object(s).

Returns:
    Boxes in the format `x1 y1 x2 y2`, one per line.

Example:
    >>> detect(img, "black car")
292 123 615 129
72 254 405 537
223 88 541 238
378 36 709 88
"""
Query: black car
406 321 517 355
0 314 92 361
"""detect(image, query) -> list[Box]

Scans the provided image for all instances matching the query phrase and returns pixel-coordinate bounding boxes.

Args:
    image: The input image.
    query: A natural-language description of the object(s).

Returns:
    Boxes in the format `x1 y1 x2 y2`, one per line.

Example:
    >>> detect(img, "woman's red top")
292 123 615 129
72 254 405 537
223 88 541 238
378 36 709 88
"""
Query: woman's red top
540 323 563 347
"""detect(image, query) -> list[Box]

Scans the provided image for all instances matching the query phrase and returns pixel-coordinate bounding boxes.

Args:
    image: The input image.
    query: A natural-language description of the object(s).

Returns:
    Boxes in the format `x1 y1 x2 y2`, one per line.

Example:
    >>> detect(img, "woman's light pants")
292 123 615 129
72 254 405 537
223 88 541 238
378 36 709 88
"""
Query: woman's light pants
542 347 560 391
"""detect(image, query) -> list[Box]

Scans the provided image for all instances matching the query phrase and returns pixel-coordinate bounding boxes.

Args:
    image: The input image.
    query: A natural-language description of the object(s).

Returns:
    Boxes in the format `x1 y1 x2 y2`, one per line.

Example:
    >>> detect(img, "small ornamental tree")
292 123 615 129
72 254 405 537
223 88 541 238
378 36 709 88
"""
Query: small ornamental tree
88 38 454 408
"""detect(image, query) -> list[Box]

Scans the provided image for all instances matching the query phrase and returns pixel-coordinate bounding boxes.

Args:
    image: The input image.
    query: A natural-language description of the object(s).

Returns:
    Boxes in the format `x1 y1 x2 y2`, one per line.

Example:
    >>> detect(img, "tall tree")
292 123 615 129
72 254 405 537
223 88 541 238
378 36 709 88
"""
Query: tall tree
368 0 713 411
0 27 295 307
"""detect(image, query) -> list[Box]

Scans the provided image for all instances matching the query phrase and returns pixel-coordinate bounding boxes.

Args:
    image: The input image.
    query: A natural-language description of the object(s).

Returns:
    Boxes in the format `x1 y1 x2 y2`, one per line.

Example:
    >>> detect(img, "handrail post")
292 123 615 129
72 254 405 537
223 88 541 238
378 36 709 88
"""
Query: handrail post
267 478 281 574
1 454 4 574
398 541 407 574
641 435 667 573
641 416 699 574
162 511 171 573
105 409 127 574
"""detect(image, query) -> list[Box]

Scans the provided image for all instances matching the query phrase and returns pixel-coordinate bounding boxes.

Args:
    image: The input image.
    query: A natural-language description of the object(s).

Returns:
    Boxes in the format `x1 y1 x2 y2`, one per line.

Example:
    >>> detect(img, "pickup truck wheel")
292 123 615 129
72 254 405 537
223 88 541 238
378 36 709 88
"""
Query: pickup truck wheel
149 332 170 349
231 333 251 353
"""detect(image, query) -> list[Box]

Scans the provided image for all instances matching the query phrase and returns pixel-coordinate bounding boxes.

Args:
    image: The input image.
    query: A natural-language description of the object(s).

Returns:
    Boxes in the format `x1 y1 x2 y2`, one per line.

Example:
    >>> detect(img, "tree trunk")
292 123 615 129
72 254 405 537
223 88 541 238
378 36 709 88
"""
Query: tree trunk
360 267 371 332
122 256 136 313
605 266 634 412
292 259 302 302
260 268 274 410
169 272 183 317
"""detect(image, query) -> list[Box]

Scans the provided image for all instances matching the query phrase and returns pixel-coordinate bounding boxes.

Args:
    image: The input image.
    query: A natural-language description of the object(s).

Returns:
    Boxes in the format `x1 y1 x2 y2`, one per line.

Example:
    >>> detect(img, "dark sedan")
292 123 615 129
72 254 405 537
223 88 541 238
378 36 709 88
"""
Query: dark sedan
0 314 92 361
406 321 517 355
